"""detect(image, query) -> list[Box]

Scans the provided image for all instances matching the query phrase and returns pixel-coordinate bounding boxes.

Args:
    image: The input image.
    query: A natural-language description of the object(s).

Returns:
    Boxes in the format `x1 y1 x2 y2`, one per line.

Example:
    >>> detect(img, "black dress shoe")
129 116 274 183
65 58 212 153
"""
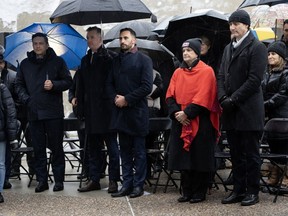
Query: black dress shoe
241 194 259 206
108 180 118 193
190 194 206 203
3 180 12 189
53 182 64 192
78 180 101 192
35 182 49 193
221 192 245 204
177 196 191 203
130 187 144 198
111 187 133 198
0 193 4 203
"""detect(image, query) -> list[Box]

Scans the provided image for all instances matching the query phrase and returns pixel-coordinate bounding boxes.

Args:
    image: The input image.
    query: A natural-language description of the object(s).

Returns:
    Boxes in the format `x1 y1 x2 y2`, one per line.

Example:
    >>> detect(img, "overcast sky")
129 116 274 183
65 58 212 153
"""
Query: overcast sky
0 0 61 23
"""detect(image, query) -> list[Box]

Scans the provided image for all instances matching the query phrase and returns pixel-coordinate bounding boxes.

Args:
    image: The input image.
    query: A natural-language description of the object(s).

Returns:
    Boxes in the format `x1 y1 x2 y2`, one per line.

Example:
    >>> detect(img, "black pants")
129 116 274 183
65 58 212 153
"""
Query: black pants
30 119 65 183
181 170 209 197
226 130 261 195
88 133 120 182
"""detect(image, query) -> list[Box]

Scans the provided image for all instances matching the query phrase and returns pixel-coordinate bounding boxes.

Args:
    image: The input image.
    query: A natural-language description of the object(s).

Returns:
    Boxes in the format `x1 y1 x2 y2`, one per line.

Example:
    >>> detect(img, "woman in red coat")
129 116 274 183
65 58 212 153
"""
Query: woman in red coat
166 38 220 203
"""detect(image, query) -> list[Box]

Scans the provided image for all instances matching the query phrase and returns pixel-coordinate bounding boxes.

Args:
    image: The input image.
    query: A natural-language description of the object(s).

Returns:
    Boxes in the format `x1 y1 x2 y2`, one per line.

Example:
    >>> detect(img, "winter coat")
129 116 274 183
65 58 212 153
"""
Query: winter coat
0 83 17 142
76 47 118 134
280 35 288 59
1 67 27 119
166 61 218 171
262 68 288 119
106 47 153 136
0 68 16 95
16 47 72 121
217 31 267 131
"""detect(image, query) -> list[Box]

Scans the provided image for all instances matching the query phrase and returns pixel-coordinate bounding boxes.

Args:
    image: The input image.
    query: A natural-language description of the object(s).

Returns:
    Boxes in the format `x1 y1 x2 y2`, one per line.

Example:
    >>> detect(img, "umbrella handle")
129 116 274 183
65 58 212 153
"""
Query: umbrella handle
160 44 175 57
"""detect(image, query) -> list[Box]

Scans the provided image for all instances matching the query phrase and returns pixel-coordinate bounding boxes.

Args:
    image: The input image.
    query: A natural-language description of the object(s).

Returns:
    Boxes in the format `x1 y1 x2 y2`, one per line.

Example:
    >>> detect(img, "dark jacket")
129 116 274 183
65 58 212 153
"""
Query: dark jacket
106 47 153 136
0 83 17 141
217 31 267 131
262 67 288 119
76 46 117 134
16 47 72 121
280 35 288 59
1 66 27 119
0 67 16 95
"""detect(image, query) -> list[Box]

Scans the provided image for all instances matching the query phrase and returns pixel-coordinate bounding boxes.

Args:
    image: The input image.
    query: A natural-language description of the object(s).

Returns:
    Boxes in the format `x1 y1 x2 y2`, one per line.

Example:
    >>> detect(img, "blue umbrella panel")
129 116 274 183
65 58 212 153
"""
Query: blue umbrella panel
4 23 87 70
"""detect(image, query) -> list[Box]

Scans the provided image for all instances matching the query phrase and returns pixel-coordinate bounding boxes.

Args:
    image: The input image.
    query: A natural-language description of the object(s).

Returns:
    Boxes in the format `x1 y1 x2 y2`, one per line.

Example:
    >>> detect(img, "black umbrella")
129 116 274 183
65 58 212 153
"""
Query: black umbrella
162 9 231 63
50 0 156 25
105 38 173 69
239 0 288 8
152 15 181 37
104 20 156 43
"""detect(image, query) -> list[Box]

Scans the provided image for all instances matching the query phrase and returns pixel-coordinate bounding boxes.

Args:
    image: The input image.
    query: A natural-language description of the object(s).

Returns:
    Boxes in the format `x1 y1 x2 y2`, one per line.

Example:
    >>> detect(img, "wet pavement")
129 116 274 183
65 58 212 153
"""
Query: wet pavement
1 159 288 216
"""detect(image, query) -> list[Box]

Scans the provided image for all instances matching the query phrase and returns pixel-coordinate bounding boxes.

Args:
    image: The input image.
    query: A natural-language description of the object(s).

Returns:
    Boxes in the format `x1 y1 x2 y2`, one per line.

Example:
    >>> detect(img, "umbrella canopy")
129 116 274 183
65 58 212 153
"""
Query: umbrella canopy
50 0 156 25
162 9 230 63
249 4 288 27
4 23 87 70
239 0 288 8
152 15 181 37
105 38 173 69
104 20 156 43
251 27 276 40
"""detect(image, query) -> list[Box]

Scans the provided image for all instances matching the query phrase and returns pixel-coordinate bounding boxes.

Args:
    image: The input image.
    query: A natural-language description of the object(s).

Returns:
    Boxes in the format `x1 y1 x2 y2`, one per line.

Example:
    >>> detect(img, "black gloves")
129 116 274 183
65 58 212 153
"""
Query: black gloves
220 96 235 112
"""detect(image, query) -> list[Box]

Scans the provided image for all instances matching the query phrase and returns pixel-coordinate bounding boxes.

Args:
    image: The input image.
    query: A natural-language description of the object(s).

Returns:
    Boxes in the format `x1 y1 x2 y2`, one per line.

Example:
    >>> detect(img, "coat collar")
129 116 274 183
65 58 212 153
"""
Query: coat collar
230 31 255 61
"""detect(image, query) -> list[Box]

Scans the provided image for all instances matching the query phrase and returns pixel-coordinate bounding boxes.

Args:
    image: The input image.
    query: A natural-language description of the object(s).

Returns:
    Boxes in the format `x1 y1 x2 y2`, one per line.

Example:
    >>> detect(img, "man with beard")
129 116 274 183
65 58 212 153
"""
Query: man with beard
106 28 153 198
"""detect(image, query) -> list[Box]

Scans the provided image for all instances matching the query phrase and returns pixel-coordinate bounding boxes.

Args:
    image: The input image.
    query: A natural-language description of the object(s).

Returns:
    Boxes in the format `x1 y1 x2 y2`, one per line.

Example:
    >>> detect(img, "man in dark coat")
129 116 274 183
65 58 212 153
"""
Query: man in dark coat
15 32 72 193
217 10 267 206
106 28 153 198
280 19 288 58
76 26 120 193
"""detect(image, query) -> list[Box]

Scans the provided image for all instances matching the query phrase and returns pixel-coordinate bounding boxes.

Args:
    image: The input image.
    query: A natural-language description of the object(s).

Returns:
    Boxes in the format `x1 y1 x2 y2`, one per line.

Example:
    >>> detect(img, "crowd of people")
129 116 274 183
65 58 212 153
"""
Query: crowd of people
0 8 288 207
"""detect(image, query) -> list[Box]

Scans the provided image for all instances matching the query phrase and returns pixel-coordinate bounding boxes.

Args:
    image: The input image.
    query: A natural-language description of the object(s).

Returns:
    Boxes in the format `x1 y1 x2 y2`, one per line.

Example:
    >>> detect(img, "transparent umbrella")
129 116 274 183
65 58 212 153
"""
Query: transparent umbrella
239 0 288 8
249 4 288 28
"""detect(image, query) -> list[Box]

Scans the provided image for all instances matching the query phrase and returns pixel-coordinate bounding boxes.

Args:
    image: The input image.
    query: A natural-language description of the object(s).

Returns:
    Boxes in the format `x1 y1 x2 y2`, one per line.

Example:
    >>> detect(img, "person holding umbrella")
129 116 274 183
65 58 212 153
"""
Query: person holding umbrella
217 10 267 206
15 32 73 193
106 28 153 198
